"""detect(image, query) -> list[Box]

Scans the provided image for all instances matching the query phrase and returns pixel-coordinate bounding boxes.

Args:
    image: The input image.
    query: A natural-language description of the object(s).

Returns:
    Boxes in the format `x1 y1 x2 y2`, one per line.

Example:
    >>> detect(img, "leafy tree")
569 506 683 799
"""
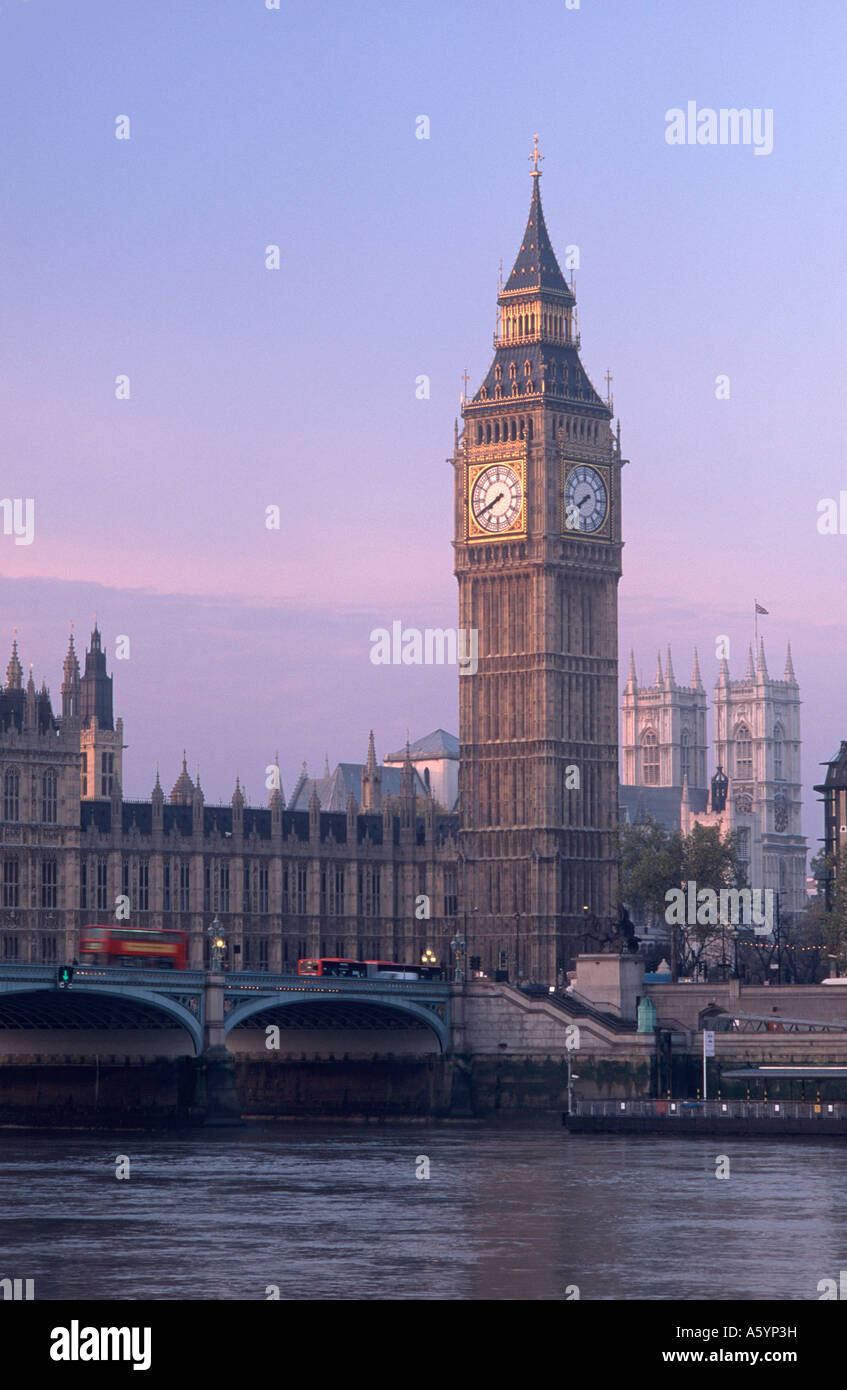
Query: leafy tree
619 817 679 920
806 850 847 975
619 818 746 980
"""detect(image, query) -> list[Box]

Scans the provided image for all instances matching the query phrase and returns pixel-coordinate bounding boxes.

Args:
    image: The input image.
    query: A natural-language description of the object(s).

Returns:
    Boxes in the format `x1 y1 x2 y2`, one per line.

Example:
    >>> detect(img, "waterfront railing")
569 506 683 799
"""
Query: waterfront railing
572 1098 847 1120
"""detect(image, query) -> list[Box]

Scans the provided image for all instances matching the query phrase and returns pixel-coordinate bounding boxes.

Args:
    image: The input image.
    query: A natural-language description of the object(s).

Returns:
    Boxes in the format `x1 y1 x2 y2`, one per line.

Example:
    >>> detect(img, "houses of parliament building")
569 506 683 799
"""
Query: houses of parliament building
1 151 803 980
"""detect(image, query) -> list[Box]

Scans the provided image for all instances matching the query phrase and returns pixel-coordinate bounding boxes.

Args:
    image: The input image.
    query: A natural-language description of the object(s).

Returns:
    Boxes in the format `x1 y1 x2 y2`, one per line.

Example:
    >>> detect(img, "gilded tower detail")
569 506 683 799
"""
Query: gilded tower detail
454 145 624 981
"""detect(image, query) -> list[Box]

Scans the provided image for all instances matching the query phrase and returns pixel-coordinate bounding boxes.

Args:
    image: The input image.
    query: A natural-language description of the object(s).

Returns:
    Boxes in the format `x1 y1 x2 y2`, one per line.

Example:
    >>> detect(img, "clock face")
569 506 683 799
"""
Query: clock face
564 465 608 534
471 464 524 534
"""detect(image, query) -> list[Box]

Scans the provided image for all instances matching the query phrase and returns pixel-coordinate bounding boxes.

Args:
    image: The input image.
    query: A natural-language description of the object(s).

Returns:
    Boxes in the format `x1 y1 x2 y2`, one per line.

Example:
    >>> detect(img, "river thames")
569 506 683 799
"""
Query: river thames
1 1125 843 1300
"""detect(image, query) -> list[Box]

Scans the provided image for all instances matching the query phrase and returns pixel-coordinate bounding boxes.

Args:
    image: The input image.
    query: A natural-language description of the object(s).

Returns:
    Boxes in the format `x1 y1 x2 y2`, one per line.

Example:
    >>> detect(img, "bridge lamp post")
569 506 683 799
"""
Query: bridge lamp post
208 915 227 972
450 931 465 983
566 1054 579 1116
421 947 437 969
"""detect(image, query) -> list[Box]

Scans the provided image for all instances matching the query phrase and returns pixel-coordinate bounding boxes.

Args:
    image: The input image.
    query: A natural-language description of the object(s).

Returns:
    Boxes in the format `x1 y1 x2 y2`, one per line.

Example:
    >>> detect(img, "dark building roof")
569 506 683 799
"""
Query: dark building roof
288 761 427 813
502 174 574 297
0 687 56 734
815 741 847 793
80 624 113 730
468 177 607 414
618 785 708 831
86 799 458 847
385 729 459 762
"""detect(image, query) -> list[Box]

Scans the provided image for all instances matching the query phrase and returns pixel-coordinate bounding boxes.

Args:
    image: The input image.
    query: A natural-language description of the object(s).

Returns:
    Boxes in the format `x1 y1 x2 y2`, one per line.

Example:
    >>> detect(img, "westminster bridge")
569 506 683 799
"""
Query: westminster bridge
3 960 847 1124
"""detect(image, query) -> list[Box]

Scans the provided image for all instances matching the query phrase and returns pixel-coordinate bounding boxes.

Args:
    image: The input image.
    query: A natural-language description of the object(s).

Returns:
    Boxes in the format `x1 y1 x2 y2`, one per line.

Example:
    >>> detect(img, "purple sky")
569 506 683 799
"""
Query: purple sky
1 1 845 849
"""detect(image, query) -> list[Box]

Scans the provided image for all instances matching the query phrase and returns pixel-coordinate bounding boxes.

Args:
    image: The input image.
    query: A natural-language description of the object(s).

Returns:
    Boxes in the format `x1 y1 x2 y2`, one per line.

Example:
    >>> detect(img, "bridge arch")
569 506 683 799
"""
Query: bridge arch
224 990 449 1053
0 983 204 1055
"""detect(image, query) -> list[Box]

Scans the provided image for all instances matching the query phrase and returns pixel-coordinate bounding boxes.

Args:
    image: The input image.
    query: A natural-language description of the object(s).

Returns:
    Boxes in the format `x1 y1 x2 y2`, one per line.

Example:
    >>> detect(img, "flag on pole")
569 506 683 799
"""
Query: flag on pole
755 604 769 615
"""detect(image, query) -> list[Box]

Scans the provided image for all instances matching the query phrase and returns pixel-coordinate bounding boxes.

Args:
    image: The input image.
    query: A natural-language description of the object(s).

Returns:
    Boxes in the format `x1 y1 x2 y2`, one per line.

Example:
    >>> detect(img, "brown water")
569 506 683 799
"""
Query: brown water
0 1125 844 1300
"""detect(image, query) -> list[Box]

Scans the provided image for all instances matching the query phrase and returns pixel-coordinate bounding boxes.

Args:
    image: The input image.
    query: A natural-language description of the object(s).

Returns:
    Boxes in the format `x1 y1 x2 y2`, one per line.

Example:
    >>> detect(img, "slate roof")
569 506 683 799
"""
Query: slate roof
502 177 573 297
384 729 458 762
618 785 709 832
287 762 428 813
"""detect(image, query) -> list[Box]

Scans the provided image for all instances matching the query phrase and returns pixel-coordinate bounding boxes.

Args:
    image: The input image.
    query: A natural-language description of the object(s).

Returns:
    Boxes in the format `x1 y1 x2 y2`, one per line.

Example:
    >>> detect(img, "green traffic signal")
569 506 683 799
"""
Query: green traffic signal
57 965 74 987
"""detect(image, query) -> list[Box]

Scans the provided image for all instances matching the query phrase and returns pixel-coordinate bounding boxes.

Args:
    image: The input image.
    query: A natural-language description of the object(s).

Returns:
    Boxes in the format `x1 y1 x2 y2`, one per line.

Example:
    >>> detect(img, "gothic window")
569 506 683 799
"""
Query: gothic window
3 770 19 822
480 387 488 400
219 863 230 913
138 861 149 912
41 935 57 962
495 385 502 400
511 383 519 397
2 934 18 961
179 862 190 912
330 866 344 915
163 861 171 911
443 868 458 917
524 360 531 377
774 725 784 780
42 771 57 823
680 729 691 783
257 865 269 913
509 362 517 381
4 858 20 908
736 724 752 781
80 860 88 909
495 364 503 382
526 380 534 393
100 752 114 798
642 730 659 786
41 859 57 910
527 419 533 440
476 426 482 444
296 865 307 914
97 857 108 911
485 423 491 442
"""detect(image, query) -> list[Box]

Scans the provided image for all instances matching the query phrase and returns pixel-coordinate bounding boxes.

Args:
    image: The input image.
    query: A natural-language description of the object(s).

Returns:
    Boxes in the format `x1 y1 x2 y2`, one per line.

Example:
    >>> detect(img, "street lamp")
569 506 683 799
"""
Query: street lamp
566 1053 580 1115
450 931 465 983
208 915 226 971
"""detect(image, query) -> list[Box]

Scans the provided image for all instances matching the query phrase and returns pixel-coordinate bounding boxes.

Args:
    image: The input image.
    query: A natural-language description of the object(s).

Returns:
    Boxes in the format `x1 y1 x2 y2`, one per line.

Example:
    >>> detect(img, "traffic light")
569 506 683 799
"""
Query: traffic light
57 964 74 989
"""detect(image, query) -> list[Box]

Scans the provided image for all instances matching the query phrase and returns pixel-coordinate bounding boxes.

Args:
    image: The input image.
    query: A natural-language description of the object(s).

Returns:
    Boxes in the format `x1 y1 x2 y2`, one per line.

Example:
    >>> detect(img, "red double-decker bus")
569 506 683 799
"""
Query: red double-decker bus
297 957 442 981
79 925 188 970
297 957 369 978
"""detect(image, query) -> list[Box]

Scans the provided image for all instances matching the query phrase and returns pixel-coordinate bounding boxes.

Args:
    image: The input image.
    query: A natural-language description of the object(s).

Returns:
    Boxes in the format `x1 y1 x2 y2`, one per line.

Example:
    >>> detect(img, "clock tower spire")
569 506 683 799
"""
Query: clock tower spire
454 145 624 981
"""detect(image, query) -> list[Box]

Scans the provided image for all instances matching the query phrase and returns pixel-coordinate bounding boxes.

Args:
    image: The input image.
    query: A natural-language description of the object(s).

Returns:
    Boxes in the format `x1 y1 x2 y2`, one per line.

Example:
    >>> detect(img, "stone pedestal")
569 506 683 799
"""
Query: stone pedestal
569 954 644 1021
189 1045 244 1127
188 971 244 1125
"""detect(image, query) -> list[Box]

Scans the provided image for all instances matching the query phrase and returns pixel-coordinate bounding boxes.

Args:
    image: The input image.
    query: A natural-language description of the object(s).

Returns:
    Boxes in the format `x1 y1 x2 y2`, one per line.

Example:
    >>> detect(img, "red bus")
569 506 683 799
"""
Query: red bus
79 926 188 970
297 958 369 978
297 957 442 981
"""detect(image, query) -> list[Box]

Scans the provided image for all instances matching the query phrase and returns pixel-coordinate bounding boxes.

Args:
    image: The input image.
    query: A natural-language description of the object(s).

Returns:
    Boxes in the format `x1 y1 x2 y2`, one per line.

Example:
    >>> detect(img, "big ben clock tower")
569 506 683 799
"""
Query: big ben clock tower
454 139 624 982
